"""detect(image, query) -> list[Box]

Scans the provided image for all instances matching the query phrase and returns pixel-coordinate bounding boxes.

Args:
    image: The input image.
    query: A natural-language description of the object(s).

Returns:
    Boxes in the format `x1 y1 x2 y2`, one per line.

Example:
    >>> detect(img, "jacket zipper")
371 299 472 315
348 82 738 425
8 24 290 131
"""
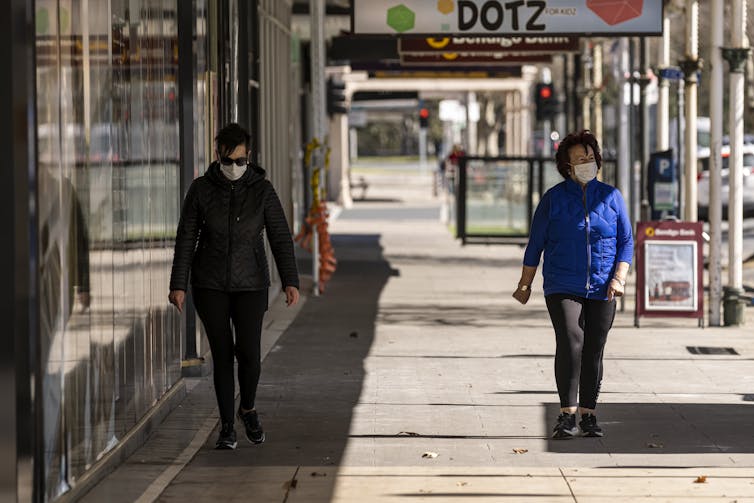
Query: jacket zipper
583 188 591 293
227 183 235 288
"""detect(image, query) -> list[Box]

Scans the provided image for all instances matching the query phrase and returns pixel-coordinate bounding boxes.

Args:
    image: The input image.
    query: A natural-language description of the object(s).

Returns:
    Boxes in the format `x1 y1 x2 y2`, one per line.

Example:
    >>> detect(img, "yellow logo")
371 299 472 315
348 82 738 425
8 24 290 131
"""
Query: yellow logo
645 227 655 237
426 37 450 49
437 0 454 15
442 52 459 60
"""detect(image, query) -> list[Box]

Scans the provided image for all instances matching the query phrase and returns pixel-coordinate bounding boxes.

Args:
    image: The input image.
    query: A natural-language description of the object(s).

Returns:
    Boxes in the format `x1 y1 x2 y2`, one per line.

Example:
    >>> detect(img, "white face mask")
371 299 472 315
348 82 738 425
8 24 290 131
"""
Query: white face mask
220 163 247 181
572 161 598 184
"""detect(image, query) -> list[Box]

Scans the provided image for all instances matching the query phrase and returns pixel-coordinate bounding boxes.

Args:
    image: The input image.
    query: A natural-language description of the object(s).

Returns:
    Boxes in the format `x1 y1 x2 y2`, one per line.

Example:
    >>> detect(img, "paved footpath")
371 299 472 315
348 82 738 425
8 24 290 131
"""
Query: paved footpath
87 166 754 502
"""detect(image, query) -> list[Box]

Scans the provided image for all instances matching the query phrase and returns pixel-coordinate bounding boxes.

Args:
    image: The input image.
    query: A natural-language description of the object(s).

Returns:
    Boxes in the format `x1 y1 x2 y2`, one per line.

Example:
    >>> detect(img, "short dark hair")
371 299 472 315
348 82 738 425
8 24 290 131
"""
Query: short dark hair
555 130 602 179
215 123 251 157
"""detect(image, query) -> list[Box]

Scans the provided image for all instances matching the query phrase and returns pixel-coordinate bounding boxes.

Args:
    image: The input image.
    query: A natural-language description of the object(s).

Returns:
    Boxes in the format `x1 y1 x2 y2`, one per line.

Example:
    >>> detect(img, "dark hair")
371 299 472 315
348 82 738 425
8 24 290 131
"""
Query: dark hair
215 123 251 157
555 130 602 179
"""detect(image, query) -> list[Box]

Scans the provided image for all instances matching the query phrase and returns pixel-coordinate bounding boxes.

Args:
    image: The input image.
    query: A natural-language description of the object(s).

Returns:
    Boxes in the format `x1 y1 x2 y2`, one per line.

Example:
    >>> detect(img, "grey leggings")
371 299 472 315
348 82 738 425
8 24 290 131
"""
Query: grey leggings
545 294 616 410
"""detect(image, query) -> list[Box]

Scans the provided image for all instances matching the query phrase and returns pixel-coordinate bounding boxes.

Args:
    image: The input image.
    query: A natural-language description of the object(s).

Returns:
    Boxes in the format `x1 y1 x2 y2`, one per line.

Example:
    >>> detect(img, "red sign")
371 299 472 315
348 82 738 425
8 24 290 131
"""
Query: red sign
400 53 552 66
635 221 704 325
399 36 580 54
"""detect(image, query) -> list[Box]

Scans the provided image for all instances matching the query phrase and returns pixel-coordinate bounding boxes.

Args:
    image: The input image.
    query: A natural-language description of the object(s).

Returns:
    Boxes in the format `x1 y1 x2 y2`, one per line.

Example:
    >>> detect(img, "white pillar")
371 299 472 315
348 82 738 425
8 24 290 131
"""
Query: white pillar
310 0 326 295
593 43 603 144
505 92 514 154
329 113 353 208
657 14 671 151
582 41 592 130
725 0 747 325
709 0 724 326
683 0 699 222
519 89 530 155
349 127 358 161
467 91 477 155
512 92 521 155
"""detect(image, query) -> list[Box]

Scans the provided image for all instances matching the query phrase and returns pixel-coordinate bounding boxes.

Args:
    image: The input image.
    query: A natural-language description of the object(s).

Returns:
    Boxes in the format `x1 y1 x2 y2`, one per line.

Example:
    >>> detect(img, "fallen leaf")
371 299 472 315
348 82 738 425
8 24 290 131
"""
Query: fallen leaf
422 451 439 459
397 431 420 437
647 443 664 448
694 476 708 484
512 448 529 454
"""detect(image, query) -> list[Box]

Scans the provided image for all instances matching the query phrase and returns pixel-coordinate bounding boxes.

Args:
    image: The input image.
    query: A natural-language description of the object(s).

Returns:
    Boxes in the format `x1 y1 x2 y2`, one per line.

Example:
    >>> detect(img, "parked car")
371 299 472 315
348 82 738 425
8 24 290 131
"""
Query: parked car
697 144 754 219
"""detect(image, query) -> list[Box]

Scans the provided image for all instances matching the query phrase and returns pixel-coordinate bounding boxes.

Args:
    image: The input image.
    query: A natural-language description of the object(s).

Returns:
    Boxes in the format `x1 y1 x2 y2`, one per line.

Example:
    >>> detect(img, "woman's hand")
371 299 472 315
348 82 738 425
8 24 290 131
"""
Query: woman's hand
512 284 532 305
607 278 625 301
285 286 300 307
169 290 186 313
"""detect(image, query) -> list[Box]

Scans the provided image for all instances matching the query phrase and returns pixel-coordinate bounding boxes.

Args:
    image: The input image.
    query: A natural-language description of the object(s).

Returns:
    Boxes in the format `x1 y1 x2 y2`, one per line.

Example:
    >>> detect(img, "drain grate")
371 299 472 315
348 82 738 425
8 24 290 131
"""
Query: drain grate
686 346 739 355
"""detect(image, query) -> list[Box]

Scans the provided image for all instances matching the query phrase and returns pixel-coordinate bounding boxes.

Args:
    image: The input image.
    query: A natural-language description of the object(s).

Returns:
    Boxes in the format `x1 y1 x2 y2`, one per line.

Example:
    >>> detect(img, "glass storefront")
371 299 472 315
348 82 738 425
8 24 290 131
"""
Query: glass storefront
34 0 193 498
19 0 300 499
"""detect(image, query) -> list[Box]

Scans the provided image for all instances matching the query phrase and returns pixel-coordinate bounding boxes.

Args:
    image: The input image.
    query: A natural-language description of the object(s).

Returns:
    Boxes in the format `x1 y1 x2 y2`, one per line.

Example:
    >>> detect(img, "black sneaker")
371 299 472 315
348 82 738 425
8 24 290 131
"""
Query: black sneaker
238 407 265 444
215 422 237 450
552 413 579 439
579 413 604 437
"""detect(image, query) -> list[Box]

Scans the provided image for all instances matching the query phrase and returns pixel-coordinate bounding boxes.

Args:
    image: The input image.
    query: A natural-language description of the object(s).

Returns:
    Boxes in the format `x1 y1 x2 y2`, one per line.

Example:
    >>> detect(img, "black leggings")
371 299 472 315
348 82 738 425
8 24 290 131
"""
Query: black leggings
193 288 268 424
545 294 616 410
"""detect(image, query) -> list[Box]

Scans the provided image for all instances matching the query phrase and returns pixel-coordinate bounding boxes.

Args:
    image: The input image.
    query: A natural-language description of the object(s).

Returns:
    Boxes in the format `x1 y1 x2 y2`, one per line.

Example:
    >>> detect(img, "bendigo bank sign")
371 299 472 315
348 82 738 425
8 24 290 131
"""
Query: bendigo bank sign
353 0 662 36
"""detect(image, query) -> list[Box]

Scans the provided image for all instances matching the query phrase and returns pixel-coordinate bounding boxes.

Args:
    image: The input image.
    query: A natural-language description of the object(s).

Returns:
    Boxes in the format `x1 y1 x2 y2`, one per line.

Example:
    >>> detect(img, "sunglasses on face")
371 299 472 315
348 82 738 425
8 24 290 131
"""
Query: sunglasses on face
220 156 249 167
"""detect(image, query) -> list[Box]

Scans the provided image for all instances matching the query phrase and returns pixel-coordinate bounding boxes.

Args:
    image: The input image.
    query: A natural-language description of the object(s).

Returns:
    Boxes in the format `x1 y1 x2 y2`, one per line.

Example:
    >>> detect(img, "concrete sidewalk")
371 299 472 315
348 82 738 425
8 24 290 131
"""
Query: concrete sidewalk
86 167 754 502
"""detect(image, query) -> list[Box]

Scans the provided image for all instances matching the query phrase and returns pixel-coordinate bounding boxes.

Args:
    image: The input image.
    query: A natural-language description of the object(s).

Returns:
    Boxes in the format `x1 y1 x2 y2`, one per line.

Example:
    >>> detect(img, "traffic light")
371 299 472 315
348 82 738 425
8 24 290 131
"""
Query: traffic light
535 82 558 122
419 107 429 128
326 78 348 116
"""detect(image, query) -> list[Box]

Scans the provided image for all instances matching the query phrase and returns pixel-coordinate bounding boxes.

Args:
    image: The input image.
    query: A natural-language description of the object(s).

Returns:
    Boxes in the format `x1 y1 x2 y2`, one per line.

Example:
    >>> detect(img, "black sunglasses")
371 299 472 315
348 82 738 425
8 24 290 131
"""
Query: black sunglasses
220 156 248 167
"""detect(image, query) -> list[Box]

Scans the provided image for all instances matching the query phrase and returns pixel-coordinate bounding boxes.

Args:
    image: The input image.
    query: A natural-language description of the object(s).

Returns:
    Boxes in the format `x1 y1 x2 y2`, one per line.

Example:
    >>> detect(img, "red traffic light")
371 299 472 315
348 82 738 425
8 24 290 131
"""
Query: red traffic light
419 108 429 119
539 86 552 99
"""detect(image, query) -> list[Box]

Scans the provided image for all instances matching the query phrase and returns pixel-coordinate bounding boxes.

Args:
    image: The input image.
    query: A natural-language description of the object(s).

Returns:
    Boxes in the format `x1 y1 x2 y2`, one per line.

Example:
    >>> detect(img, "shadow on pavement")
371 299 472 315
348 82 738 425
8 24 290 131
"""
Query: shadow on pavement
160 234 394 501
545 403 754 454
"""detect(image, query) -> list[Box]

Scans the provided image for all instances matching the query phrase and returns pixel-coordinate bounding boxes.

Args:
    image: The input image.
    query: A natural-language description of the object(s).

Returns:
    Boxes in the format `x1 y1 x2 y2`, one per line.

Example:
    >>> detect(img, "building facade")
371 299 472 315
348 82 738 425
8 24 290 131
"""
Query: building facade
2 0 302 500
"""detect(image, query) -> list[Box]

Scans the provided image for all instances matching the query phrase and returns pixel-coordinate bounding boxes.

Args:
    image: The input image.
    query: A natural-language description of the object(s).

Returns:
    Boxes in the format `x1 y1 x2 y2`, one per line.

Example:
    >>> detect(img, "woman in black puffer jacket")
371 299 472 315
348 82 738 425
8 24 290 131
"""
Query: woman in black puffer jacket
168 123 299 450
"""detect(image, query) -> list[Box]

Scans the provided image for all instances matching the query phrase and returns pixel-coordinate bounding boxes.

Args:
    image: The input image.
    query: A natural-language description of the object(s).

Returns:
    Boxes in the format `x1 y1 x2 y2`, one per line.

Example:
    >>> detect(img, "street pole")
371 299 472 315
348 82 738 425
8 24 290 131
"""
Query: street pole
722 0 749 326
629 40 640 226
639 38 651 221
677 78 686 218
657 14 671 151
681 0 700 222
709 0 724 326
310 0 326 296
618 38 631 203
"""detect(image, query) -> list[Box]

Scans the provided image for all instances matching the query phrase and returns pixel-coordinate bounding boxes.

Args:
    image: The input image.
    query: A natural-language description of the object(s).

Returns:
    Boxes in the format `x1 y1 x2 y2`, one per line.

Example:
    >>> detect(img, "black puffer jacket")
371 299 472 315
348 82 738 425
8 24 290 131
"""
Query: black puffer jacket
169 162 299 292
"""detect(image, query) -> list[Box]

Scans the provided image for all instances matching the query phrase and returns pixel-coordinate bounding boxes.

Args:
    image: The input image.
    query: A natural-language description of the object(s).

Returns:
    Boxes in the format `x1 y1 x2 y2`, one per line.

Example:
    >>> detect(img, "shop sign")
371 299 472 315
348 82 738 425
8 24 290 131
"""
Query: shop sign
353 0 663 36
635 221 704 326
400 52 552 66
399 36 579 53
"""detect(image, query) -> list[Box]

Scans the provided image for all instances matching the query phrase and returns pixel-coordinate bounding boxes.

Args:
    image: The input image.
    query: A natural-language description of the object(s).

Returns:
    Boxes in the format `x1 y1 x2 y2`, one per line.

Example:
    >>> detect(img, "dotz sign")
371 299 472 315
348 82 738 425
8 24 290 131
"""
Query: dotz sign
353 0 662 36
399 36 579 54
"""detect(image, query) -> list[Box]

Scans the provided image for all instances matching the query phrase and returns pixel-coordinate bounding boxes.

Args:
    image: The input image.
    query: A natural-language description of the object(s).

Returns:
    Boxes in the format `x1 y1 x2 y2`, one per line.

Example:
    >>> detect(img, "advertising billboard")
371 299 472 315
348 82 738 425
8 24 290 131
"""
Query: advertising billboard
353 0 663 36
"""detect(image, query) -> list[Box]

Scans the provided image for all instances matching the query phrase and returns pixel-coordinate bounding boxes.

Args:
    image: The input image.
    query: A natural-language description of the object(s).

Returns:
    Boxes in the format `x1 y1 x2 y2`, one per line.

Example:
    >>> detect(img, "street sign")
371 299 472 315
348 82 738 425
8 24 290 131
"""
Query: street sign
399 36 579 54
659 67 684 81
635 221 704 327
353 0 663 36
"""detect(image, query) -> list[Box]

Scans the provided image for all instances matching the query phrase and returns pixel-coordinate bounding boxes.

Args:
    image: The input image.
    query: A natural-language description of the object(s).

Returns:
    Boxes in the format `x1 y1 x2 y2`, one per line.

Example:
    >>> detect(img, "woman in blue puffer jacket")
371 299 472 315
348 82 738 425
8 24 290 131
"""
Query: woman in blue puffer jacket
513 130 633 439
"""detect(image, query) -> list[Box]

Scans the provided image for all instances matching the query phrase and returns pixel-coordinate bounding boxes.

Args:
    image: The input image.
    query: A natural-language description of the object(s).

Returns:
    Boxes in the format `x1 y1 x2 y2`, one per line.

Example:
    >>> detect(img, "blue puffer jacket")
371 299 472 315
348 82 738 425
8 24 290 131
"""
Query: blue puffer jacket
523 177 633 300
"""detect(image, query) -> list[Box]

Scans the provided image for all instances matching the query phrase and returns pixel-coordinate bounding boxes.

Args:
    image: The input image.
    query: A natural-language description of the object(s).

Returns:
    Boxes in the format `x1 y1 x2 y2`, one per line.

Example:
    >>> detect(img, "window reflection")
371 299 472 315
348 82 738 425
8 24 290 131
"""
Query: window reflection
34 0 206 498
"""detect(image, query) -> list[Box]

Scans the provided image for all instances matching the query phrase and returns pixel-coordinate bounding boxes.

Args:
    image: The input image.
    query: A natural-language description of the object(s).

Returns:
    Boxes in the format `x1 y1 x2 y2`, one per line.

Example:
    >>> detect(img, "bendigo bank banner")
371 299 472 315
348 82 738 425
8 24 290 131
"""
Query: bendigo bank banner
353 0 662 36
